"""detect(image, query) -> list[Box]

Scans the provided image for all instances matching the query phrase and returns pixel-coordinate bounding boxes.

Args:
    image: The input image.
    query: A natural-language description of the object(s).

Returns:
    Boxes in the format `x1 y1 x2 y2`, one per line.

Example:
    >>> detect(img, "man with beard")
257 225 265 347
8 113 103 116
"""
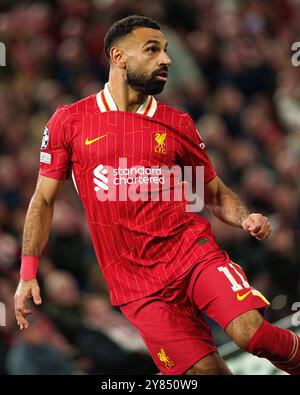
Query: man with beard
15 15 300 375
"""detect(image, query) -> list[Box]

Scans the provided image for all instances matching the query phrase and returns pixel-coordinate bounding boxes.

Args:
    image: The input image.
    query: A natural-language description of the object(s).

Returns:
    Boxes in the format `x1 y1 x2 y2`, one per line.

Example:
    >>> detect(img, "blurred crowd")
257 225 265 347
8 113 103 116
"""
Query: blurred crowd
0 0 300 375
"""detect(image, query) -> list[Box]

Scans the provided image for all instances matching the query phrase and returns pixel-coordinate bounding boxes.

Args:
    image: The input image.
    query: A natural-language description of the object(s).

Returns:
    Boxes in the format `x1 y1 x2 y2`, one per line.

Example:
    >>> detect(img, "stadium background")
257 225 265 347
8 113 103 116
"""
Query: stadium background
0 0 300 375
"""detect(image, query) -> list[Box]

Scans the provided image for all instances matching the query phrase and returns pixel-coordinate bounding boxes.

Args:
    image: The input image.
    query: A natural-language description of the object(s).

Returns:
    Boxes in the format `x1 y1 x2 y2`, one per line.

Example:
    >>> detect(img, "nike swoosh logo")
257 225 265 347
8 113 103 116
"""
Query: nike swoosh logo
236 290 252 301
252 289 270 305
85 134 107 145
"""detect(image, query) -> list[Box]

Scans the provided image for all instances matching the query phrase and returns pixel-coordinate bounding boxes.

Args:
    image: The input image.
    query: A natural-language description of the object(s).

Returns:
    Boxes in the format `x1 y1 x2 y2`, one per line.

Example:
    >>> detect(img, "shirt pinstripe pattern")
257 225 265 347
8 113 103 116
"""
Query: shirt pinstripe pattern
39 87 217 305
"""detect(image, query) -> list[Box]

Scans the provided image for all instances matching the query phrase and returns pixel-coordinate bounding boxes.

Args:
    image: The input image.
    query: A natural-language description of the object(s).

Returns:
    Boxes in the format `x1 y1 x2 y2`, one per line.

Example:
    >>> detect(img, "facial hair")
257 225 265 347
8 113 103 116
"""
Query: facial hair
126 66 168 95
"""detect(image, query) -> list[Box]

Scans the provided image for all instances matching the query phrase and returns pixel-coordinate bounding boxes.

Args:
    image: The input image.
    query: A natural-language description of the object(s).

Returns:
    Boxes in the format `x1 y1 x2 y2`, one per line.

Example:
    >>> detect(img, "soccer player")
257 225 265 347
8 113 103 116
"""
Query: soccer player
14 15 300 375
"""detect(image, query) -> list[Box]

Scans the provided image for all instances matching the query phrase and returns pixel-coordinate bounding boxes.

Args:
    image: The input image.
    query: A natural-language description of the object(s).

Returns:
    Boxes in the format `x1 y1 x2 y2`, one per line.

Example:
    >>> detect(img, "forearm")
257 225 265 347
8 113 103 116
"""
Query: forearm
207 184 250 228
22 191 54 257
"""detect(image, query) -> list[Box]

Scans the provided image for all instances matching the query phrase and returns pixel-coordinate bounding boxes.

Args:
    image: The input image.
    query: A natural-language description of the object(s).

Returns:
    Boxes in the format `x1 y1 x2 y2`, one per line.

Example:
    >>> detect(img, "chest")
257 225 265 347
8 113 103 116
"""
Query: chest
70 112 182 170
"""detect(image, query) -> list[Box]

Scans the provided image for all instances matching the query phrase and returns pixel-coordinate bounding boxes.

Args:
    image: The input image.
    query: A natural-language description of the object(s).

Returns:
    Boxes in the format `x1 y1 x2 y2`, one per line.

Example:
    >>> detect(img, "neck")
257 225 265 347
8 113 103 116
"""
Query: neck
108 70 148 112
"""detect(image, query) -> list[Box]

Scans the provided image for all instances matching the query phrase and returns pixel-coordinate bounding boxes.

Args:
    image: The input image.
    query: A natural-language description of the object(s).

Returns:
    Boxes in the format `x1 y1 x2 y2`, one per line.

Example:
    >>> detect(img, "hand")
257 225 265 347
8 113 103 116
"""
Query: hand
14 279 42 330
242 213 272 240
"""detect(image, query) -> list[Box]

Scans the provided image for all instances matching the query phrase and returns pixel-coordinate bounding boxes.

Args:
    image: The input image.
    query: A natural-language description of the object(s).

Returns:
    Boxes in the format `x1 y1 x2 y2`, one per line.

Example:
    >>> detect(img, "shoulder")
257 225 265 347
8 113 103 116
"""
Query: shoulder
59 94 98 118
156 102 203 143
52 95 97 121
155 101 193 128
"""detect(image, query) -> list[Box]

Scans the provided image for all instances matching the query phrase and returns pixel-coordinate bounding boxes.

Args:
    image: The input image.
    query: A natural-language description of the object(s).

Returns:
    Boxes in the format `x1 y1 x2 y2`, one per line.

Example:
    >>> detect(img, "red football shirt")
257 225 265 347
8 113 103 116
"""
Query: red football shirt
39 83 217 305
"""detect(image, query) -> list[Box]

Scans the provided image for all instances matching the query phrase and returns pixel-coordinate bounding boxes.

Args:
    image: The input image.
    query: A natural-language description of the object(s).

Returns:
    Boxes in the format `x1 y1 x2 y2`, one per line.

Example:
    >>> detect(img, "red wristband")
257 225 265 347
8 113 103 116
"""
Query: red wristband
20 256 40 280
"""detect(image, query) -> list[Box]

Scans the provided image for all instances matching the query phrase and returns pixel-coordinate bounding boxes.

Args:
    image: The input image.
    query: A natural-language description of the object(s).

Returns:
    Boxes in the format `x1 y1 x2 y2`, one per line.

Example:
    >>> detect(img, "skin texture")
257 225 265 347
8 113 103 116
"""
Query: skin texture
108 27 172 112
22 175 61 256
205 176 272 240
14 26 272 375
185 310 264 375
185 352 233 375
15 175 62 330
225 310 264 350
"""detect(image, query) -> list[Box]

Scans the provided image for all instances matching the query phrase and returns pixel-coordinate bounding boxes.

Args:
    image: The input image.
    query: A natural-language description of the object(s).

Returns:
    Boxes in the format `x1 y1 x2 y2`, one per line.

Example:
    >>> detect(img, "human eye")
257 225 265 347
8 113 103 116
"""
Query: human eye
146 46 159 53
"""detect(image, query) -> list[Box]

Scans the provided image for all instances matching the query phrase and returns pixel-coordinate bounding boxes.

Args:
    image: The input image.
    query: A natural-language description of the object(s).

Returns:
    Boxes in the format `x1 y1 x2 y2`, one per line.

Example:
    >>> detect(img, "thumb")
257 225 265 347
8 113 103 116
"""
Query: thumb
31 285 42 305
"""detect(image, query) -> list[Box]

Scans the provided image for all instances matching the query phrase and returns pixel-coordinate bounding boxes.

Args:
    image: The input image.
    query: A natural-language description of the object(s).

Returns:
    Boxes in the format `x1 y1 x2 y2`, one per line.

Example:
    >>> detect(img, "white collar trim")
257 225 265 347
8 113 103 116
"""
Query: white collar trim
96 83 157 117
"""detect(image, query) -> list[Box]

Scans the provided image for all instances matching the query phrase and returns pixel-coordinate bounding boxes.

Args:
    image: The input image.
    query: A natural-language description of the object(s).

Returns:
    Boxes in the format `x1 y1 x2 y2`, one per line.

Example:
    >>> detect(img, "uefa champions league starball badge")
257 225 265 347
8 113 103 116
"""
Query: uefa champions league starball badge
41 127 49 149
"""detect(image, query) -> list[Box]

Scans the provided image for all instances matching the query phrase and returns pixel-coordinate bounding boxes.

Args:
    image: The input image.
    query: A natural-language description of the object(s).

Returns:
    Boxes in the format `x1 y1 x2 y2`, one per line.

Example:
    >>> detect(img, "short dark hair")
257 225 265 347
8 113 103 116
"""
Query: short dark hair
104 15 161 58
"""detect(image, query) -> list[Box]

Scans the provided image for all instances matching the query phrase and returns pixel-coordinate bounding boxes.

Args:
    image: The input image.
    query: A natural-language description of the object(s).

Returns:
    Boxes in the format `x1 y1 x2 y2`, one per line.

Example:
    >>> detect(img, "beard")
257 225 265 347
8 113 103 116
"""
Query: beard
126 66 168 95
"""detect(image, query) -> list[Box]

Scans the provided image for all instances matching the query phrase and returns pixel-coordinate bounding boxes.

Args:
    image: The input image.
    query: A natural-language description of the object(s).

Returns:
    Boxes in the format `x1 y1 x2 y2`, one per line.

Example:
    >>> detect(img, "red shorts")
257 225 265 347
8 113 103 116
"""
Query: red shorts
120 248 269 375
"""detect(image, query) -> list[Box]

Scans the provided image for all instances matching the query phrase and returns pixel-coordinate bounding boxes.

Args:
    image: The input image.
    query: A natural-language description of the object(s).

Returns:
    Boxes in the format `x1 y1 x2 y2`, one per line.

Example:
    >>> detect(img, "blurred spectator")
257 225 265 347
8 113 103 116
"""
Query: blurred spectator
6 313 79 375
0 277 18 374
48 200 92 287
78 294 157 374
43 270 84 346
274 70 300 132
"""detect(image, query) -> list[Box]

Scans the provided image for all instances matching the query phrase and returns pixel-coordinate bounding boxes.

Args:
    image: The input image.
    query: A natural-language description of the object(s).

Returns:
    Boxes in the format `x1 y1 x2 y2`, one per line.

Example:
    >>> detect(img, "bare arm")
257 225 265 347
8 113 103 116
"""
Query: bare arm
205 176 250 227
22 175 62 256
205 176 271 239
15 175 63 330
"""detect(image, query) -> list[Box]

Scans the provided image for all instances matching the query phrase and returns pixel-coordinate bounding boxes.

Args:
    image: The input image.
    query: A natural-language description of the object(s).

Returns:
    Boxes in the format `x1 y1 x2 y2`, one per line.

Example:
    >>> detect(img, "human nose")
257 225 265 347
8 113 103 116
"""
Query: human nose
159 51 172 66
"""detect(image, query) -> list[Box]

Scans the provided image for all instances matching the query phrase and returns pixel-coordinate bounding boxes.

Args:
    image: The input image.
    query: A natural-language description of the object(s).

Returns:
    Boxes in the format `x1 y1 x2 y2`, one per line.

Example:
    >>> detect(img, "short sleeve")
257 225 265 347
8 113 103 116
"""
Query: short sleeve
39 106 71 181
180 115 217 187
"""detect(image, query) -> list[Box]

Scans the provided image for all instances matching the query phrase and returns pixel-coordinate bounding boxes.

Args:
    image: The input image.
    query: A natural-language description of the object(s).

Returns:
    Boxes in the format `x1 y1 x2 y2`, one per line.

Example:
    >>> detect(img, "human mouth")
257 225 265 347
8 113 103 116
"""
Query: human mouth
155 71 168 81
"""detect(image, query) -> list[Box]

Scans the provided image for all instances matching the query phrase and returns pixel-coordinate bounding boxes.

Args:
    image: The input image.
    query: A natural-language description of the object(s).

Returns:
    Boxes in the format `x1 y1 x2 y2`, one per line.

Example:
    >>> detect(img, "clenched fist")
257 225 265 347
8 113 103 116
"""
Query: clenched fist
242 213 272 240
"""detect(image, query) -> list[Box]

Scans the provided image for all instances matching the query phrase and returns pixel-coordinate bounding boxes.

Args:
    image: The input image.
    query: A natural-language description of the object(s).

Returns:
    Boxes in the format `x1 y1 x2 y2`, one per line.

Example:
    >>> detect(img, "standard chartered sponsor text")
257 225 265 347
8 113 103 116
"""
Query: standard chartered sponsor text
93 157 205 212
